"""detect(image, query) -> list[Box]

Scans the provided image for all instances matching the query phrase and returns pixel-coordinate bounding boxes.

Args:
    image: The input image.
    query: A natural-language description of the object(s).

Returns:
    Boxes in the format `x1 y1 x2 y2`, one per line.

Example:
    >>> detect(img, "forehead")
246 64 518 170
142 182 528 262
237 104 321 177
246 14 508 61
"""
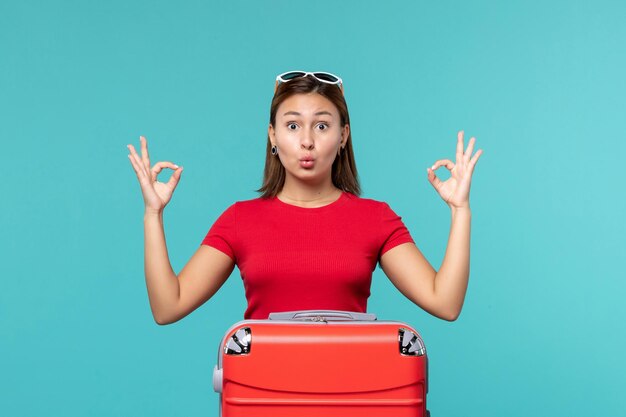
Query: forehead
276 93 338 118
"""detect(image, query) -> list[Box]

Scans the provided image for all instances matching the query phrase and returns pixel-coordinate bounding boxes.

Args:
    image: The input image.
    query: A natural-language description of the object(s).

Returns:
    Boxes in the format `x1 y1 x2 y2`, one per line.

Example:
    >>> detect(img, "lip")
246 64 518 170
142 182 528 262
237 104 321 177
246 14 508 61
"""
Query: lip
299 158 315 168
299 156 315 162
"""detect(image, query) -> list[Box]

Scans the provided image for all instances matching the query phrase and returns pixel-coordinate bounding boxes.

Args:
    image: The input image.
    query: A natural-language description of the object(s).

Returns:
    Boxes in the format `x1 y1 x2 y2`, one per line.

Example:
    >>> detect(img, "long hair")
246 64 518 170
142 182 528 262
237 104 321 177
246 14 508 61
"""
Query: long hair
257 75 361 198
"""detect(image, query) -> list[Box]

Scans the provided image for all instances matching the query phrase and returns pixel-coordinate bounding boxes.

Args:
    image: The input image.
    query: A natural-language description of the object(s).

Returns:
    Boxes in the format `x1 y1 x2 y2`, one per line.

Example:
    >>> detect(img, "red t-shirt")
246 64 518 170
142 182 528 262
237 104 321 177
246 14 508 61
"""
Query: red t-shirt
201 191 414 319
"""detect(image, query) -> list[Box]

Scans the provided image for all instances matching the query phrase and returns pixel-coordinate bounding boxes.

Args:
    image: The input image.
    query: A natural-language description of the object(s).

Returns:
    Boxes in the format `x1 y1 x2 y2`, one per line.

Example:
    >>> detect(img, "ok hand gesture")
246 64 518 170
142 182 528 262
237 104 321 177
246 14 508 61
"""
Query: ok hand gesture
127 136 184 214
427 131 482 210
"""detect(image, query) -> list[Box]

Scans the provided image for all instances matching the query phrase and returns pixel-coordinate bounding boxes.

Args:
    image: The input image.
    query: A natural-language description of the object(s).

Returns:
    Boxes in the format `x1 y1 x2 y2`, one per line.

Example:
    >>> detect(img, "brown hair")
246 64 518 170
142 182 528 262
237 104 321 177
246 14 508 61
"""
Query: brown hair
257 75 361 198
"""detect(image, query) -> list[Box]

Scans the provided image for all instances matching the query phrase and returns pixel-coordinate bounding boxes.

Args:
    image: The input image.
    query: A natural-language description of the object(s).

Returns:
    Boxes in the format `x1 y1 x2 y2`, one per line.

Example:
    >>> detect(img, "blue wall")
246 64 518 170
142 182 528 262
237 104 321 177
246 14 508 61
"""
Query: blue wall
1 1 624 415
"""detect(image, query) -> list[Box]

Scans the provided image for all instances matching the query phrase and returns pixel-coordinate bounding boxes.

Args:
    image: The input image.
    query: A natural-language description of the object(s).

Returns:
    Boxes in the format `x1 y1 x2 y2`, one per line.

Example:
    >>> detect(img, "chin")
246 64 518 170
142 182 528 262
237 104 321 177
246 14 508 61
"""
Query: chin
288 170 325 183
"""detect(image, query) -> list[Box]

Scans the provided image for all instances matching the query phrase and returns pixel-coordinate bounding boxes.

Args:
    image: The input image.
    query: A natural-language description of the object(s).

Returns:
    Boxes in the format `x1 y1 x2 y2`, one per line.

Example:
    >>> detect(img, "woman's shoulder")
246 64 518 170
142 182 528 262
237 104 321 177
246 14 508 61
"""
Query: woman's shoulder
344 192 391 209
227 195 274 211
226 192 392 213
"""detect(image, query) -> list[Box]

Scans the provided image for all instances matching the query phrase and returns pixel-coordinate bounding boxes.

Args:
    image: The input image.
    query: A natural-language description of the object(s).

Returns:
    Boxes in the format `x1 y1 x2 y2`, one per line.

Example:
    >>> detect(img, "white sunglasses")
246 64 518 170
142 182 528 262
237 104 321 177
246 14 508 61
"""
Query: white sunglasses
275 71 344 94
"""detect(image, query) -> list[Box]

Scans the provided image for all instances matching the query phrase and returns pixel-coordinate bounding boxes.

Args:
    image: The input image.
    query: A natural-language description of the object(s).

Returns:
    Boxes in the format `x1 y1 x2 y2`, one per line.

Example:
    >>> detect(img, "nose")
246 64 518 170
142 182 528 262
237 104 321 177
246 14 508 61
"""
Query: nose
300 129 315 150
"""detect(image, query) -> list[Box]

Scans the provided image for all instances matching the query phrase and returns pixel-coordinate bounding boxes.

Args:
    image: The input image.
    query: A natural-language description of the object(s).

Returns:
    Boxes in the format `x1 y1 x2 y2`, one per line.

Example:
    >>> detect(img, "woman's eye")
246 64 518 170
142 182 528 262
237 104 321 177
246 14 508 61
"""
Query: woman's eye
318 123 328 130
287 123 298 130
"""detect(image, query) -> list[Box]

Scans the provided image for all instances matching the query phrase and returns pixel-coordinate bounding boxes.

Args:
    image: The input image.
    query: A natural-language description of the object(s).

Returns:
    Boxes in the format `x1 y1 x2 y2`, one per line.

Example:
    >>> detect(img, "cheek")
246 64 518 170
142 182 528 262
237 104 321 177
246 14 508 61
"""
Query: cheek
322 138 342 156
275 129 297 144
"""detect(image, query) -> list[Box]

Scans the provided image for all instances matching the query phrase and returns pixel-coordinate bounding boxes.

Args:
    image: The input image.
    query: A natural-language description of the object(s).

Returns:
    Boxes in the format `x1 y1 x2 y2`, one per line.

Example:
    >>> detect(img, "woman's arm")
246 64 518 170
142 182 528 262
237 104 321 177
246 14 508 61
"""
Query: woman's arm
380 131 481 321
380 207 471 321
144 210 235 325
128 136 234 325
143 210 180 324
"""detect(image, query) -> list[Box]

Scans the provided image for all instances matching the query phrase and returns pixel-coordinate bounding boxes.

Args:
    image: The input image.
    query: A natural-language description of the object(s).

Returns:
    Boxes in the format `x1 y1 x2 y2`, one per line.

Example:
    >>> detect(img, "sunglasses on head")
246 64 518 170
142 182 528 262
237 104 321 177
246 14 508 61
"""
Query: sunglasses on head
275 71 344 94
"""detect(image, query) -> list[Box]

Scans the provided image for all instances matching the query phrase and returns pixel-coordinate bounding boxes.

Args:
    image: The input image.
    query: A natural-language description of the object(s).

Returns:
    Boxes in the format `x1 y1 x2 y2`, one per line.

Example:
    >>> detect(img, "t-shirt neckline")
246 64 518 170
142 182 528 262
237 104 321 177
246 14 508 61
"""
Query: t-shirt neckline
273 190 348 212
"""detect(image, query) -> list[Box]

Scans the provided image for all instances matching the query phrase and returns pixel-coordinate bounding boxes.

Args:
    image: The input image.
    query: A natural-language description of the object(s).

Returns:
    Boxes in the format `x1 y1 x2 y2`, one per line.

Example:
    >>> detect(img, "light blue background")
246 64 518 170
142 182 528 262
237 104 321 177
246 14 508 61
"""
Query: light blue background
1 1 624 416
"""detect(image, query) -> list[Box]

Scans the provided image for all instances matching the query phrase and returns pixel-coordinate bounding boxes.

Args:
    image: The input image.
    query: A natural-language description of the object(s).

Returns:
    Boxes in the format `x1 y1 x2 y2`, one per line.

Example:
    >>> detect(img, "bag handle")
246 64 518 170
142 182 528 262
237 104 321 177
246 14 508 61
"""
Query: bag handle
268 309 377 322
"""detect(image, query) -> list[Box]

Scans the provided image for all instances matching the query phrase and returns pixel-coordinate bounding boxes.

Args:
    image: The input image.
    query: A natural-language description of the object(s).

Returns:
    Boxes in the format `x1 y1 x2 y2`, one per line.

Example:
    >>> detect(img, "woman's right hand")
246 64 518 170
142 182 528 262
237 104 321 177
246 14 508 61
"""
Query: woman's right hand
127 136 184 214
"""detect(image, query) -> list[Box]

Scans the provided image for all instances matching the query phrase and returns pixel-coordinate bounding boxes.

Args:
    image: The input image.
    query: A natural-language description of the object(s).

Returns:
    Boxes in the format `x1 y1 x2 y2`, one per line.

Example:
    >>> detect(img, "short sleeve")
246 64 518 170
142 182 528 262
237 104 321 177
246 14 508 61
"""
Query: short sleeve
378 202 414 258
201 203 238 262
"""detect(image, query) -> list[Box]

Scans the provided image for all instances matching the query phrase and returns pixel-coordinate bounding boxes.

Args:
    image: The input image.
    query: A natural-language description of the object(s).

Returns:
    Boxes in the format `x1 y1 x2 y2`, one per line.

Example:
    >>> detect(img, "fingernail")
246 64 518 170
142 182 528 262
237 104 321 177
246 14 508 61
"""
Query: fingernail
431 165 435 170
173 164 179 168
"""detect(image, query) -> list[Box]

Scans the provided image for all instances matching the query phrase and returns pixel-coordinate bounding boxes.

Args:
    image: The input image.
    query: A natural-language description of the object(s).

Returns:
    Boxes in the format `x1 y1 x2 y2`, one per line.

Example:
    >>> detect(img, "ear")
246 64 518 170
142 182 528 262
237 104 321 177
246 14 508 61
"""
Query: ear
268 124 276 146
340 124 350 148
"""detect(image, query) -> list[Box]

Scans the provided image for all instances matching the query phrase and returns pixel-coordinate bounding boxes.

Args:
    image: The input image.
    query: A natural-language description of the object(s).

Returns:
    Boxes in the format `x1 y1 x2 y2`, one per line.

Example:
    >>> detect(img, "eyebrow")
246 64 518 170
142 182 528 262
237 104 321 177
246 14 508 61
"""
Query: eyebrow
282 111 334 117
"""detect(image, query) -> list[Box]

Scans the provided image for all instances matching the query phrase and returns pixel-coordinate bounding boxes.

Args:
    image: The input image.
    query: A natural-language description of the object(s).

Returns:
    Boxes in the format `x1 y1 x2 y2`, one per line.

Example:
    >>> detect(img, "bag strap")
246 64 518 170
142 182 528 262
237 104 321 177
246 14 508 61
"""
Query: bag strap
268 310 377 322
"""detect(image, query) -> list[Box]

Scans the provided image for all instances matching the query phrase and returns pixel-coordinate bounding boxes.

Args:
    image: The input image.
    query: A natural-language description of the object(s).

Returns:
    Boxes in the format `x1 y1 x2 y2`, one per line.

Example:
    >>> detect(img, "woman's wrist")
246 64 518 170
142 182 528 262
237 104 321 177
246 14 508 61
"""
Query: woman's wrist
144 208 164 220
450 205 471 217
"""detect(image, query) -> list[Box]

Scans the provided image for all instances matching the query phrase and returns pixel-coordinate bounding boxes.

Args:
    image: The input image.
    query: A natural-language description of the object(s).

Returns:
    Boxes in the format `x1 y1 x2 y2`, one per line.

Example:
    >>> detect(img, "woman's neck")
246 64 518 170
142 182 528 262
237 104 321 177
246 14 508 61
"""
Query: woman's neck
277 179 342 207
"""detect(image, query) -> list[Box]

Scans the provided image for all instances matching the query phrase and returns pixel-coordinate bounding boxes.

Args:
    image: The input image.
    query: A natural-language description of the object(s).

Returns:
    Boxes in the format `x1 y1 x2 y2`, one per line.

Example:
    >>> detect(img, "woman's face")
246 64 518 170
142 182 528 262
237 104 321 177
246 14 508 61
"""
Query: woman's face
268 92 349 185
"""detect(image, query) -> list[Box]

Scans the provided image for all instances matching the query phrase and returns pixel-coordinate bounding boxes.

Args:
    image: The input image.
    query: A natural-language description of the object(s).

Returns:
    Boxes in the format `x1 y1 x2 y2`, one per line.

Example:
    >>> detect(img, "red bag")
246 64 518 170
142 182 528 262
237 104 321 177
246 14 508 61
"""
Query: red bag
213 310 429 417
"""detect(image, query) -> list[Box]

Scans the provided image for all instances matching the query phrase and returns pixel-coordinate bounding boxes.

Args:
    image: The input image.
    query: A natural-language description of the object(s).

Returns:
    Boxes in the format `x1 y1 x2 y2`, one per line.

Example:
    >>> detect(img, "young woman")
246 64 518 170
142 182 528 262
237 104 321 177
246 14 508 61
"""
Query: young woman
127 71 482 325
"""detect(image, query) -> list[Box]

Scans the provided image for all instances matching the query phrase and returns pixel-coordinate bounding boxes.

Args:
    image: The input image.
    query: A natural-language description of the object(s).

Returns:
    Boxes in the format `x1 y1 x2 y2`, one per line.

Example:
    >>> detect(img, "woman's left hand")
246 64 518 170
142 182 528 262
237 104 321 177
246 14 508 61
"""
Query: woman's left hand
427 131 483 210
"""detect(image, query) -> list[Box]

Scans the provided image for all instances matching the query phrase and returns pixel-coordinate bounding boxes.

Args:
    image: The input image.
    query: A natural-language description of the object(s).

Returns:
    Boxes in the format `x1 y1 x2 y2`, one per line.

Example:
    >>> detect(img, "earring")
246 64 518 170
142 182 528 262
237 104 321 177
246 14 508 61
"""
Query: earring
271 145 278 156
